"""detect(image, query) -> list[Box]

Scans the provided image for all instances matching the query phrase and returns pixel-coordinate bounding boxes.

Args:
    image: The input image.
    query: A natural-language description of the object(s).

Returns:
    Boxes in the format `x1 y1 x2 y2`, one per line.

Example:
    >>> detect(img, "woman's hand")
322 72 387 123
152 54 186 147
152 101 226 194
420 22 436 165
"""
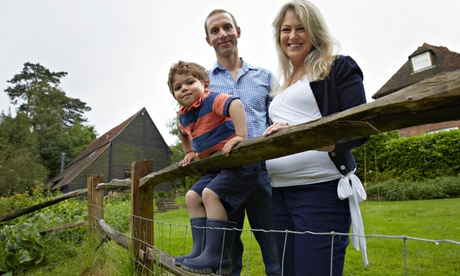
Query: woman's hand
263 122 291 137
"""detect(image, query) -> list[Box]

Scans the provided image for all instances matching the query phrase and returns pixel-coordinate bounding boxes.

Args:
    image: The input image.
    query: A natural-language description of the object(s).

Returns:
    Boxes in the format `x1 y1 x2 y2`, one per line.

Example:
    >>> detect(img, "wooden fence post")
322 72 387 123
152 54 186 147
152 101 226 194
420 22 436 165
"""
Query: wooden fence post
87 175 104 237
130 160 154 265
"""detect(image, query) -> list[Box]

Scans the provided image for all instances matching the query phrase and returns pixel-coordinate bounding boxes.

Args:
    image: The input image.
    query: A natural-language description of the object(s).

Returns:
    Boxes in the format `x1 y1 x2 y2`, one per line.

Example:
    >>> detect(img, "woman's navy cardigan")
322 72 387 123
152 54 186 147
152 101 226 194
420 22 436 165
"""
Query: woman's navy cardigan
309 55 369 175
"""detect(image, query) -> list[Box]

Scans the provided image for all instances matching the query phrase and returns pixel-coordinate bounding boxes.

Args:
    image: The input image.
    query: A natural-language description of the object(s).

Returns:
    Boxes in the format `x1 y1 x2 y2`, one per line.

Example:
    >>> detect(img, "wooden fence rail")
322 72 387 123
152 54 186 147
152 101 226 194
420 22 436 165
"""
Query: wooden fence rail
0 188 87 222
140 69 460 187
86 69 460 275
2 70 459 275
87 162 193 275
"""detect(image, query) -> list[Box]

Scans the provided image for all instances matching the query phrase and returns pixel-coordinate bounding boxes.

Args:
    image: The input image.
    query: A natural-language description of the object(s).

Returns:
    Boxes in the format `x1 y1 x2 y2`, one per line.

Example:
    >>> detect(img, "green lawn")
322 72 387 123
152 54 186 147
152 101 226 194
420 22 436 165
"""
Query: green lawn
23 197 460 275
154 198 460 275
343 199 460 275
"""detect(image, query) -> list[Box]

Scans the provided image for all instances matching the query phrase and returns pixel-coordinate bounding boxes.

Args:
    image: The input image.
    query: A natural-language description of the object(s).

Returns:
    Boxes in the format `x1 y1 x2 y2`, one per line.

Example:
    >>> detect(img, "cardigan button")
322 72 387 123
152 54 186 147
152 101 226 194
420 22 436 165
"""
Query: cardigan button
331 152 336 157
340 165 346 171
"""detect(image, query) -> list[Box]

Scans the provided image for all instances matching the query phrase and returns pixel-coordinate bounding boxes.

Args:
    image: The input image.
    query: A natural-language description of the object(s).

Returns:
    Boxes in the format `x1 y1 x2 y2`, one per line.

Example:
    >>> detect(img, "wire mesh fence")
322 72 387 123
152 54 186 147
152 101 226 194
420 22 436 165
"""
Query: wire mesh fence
92 197 460 276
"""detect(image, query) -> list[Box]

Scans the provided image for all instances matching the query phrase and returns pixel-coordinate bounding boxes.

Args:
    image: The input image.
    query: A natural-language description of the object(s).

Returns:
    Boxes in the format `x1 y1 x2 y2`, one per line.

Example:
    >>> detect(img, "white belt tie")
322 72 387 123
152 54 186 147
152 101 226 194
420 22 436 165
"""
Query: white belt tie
337 169 369 267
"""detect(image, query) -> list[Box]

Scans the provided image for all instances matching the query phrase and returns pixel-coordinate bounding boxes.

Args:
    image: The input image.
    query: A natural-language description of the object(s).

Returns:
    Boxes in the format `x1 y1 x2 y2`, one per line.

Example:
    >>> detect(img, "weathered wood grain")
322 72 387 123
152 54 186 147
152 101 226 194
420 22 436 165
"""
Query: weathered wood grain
140 70 460 188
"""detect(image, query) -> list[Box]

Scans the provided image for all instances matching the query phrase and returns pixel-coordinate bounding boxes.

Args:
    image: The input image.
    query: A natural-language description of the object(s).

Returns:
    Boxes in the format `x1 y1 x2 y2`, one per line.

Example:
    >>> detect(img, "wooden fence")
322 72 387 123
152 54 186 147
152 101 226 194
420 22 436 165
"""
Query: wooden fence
88 161 196 275
89 69 460 275
1 69 460 275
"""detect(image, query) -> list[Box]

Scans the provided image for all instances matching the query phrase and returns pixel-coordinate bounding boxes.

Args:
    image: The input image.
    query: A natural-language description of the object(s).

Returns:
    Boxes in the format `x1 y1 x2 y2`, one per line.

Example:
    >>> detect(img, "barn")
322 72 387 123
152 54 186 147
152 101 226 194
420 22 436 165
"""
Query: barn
50 107 172 192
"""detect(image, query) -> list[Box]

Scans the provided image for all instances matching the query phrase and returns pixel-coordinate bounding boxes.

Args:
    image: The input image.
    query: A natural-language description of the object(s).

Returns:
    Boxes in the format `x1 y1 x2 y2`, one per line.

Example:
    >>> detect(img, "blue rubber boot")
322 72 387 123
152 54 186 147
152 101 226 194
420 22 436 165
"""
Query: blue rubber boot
181 219 236 275
174 217 206 267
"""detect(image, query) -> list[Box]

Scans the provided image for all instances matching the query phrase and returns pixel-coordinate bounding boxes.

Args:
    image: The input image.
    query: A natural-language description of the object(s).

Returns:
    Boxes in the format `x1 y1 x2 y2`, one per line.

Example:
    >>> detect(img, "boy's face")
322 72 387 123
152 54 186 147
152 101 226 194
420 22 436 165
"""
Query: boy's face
172 73 208 108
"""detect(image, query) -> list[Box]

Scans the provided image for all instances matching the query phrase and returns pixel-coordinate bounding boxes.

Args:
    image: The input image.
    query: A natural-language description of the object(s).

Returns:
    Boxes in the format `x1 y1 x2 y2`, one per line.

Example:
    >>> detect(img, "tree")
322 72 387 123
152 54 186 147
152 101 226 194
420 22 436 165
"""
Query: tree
38 122 96 178
3 62 96 180
5 62 91 132
0 112 48 196
5 62 66 116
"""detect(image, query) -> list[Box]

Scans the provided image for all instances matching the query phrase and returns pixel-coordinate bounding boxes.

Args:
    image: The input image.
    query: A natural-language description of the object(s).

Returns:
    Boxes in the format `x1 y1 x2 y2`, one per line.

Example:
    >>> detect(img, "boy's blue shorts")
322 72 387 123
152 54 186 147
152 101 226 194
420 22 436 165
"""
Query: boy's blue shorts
190 162 260 215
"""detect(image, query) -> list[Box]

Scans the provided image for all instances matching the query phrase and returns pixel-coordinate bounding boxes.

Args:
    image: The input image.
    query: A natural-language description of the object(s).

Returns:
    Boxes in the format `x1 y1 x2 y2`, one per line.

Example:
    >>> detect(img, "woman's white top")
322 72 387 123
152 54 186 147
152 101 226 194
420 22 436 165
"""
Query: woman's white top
267 77 369 267
266 78 341 188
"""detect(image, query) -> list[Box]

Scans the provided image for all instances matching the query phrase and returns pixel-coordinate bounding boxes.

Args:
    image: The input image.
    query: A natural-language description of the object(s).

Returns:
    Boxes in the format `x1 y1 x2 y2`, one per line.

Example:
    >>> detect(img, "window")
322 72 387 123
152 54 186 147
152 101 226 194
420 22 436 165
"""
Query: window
88 149 98 159
411 51 433 72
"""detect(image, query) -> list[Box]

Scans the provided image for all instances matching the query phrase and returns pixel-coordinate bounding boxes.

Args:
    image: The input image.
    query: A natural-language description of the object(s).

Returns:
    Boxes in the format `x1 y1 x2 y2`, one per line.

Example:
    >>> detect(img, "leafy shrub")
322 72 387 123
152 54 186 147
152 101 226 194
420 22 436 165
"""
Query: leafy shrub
366 176 460 201
0 189 88 274
104 196 130 233
0 223 44 273
0 186 52 216
354 129 460 183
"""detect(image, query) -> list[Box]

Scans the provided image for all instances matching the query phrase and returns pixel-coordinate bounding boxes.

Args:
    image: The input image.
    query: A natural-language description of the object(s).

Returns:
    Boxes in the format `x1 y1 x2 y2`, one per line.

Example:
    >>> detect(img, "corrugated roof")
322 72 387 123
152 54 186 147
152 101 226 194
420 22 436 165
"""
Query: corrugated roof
372 43 460 99
50 107 146 189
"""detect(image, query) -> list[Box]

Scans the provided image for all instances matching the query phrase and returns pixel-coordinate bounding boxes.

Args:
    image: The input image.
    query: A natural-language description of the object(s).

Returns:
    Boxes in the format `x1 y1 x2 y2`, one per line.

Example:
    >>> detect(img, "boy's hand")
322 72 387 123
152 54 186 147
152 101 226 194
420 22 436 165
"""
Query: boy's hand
179 152 198 167
222 136 244 156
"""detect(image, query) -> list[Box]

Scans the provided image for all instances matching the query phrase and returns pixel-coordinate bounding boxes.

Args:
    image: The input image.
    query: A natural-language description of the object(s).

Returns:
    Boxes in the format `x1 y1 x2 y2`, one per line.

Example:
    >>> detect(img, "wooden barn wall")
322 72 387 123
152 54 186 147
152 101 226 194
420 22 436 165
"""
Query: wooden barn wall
66 111 172 193
111 113 172 191
68 149 111 192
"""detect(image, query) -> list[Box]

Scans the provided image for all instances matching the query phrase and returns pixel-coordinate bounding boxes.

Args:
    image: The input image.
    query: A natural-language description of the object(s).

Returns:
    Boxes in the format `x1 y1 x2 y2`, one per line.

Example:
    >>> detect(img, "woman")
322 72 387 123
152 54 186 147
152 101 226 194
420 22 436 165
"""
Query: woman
264 0 368 275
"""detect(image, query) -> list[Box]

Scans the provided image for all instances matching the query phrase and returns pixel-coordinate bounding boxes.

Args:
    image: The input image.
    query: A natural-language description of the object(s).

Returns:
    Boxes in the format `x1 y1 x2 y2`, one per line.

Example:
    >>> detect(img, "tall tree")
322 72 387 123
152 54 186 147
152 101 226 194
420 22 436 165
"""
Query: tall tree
5 62 91 132
4 62 96 179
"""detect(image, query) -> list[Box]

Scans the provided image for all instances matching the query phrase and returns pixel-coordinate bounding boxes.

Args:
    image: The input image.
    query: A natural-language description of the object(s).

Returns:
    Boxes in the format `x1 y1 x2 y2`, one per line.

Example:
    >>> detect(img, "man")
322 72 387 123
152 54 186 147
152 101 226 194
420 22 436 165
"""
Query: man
204 9 281 276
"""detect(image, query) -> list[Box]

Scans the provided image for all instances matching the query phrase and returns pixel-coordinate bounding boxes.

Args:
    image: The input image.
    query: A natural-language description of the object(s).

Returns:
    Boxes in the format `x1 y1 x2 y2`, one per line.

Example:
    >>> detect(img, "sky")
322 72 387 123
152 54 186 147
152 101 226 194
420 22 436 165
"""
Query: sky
1 0 459 146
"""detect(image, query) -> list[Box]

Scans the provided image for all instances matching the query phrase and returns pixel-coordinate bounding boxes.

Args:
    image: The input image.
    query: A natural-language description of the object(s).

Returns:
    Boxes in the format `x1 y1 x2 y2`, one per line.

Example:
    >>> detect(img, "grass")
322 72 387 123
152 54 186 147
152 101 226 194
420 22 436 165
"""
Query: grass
153 198 460 275
343 198 460 275
23 197 460 275
18 235 134 276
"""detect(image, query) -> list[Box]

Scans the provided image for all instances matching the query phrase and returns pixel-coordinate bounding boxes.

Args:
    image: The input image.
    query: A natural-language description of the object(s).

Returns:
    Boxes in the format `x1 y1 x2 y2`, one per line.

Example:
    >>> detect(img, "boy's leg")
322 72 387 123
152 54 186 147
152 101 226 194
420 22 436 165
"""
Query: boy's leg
181 219 236 275
184 164 259 275
174 217 207 266
175 173 217 266
185 190 206 218
206 163 260 216
202 188 227 220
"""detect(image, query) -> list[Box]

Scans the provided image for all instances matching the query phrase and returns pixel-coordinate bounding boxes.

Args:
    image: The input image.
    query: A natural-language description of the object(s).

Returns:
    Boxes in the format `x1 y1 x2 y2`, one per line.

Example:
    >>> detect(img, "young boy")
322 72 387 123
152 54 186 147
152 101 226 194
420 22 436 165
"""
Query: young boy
167 60 259 275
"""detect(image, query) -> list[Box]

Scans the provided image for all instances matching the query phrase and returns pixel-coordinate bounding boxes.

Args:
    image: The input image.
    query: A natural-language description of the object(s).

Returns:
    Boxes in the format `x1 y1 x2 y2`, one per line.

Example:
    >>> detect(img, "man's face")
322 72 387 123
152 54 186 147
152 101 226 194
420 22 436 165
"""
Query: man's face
205 12 240 58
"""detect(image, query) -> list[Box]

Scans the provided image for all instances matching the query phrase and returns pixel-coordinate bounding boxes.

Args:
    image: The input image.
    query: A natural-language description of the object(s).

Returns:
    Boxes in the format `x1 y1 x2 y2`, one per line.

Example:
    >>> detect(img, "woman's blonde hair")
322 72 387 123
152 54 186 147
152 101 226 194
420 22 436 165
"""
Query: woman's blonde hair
272 0 340 90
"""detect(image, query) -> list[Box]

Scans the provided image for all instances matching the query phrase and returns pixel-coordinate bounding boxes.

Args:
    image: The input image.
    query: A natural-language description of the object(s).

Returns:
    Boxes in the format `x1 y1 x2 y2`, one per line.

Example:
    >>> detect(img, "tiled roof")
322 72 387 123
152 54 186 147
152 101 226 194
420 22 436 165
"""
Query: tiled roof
50 107 147 189
372 43 460 99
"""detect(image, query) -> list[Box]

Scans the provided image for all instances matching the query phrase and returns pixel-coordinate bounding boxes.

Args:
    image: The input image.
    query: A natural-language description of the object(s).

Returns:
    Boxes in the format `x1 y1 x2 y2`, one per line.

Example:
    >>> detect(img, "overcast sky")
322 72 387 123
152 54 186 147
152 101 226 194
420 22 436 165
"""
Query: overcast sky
1 0 459 145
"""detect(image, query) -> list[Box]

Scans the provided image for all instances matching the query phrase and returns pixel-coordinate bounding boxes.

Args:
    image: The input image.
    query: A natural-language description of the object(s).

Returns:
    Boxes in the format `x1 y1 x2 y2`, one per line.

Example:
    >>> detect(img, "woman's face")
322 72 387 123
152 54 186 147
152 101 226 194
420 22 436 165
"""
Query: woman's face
279 9 313 68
